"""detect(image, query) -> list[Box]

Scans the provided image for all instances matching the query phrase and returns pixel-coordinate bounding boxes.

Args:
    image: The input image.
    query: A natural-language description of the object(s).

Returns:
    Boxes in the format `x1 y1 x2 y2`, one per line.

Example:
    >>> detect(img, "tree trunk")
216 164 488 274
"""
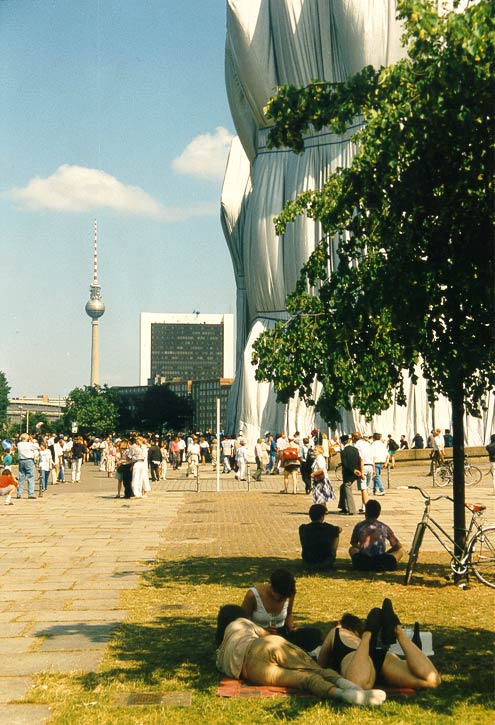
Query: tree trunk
451 386 466 557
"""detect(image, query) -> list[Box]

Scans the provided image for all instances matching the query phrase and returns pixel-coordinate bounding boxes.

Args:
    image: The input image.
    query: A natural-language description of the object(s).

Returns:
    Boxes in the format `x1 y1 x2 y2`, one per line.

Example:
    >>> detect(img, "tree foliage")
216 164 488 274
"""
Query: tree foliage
253 0 495 426
0 371 10 425
63 385 119 435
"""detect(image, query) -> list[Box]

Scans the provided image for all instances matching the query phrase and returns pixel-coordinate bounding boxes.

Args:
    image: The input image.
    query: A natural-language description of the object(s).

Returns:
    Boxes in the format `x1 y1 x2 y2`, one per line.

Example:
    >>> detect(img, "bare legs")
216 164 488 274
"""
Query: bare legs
340 631 376 689
381 627 441 689
244 636 386 705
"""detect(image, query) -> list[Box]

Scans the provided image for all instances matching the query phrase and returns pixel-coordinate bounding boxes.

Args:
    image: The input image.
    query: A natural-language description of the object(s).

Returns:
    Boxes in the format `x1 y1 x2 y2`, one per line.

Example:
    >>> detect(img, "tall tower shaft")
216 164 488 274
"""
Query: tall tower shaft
85 219 105 386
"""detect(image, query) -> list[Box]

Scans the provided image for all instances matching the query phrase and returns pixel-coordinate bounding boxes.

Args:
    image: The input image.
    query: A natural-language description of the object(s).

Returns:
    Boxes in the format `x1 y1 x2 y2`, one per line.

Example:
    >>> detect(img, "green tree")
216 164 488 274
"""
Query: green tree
0 371 10 425
63 385 118 435
253 0 495 552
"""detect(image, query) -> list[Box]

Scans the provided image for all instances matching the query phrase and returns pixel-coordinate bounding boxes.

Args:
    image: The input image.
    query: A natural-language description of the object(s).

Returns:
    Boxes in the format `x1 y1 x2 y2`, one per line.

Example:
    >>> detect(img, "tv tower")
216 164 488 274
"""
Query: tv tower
85 219 105 386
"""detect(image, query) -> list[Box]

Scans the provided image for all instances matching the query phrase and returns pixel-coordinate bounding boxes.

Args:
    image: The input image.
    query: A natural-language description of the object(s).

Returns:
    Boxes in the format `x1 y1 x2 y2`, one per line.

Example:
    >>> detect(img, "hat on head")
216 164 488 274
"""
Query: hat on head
340 434 349 444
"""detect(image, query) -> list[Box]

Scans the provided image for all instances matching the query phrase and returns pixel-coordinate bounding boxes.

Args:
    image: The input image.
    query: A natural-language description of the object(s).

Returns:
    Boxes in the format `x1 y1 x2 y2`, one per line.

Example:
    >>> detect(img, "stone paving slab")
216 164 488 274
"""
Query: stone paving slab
0 623 29 637
0 704 51 724
0 637 38 654
0 678 33 703
71 578 139 590
27 622 118 640
0 591 44 602
16 609 128 622
38 634 110 652
6 651 105 675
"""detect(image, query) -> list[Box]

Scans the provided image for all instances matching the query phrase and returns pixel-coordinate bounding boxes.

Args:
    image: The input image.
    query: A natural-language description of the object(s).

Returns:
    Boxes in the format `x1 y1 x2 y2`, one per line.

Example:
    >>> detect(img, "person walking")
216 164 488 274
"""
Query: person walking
148 437 162 482
371 433 387 496
71 436 86 483
16 433 38 499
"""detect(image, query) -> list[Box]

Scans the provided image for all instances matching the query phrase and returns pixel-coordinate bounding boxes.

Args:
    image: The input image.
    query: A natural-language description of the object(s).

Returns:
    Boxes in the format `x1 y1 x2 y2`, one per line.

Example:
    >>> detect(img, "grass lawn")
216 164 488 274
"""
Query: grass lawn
24 550 494 724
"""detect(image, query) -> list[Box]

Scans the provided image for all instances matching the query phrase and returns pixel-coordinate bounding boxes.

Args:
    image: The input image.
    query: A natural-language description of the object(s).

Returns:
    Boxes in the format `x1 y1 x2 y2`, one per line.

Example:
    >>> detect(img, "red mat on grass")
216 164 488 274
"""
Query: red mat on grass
217 678 416 699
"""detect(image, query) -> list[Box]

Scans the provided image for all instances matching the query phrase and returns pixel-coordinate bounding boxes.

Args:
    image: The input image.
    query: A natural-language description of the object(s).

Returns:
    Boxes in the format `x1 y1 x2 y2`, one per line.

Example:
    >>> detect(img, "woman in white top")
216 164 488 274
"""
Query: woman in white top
215 605 386 706
187 436 200 478
241 569 322 652
160 442 168 480
127 436 150 498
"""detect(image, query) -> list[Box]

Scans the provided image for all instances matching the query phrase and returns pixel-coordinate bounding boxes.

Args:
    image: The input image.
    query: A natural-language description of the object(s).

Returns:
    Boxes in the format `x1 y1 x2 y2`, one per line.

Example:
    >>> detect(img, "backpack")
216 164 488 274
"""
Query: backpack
388 438 399 452
282 447 299 461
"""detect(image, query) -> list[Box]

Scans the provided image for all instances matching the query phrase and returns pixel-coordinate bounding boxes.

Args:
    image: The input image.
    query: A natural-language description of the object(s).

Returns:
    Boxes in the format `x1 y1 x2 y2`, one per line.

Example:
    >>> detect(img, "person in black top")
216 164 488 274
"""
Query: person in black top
148 437 162 482
299 504 342 570
411 433 424 449
338 435 362 515
486 433 495 490
399 435 409 450
443 429 454 448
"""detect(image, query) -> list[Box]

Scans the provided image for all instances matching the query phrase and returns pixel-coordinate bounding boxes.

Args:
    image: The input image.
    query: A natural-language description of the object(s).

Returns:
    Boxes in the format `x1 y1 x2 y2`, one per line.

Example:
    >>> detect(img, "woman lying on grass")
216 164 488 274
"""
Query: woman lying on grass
215 604 387 706
317 598 441 691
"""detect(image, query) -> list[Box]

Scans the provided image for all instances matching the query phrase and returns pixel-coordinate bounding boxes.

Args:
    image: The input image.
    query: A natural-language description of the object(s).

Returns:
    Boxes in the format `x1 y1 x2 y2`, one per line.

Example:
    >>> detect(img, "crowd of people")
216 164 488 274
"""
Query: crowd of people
1 424 472 505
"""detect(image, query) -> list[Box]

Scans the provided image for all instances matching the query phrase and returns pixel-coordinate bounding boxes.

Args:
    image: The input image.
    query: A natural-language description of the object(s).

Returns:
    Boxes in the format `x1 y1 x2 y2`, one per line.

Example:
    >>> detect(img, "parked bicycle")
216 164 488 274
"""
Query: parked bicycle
436 457 482 487
403 485 495 588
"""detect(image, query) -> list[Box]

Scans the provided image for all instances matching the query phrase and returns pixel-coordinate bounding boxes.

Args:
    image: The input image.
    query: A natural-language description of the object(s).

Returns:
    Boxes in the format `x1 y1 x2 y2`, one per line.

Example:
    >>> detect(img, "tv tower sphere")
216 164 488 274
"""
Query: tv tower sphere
85 296 105 319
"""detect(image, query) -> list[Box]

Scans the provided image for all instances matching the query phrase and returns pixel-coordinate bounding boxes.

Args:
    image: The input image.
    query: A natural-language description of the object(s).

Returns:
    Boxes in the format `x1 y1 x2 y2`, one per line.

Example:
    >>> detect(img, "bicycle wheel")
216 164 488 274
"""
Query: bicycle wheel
464 465 482 486
436 465 452 487
404 523 426 585
469 526 495 588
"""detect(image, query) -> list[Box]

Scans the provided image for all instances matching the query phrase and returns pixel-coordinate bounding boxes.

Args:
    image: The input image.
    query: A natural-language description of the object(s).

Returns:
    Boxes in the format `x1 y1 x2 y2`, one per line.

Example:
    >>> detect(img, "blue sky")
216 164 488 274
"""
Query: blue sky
0 0 236 397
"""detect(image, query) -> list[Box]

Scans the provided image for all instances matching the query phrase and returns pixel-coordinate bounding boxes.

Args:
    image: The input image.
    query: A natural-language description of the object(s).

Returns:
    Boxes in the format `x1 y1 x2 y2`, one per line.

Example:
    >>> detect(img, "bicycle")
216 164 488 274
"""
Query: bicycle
436 458 482 487
403 485 495 588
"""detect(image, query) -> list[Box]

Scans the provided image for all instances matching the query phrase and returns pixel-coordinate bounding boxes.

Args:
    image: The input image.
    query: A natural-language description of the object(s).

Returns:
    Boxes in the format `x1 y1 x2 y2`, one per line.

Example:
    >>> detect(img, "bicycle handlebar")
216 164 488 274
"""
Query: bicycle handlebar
397 485 454 503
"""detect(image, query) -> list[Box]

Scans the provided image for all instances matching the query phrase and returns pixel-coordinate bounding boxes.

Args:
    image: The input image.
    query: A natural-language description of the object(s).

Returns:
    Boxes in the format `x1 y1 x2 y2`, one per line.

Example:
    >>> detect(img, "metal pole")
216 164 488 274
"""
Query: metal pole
216 398 220 492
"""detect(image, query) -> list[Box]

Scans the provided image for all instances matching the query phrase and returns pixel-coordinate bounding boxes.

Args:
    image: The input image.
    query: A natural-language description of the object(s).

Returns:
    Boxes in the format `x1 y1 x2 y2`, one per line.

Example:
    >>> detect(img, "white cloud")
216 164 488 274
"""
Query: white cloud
172 127 234 182
8 164 216 221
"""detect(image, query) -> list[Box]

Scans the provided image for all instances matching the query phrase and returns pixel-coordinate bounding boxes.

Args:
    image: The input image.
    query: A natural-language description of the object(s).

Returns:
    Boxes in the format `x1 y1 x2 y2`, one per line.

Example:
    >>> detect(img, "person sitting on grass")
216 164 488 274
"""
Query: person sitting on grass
349 499 404 571
0 467 18 506
299 504 342 571
241 569 322 652
215 604 387 706
317 599 441 691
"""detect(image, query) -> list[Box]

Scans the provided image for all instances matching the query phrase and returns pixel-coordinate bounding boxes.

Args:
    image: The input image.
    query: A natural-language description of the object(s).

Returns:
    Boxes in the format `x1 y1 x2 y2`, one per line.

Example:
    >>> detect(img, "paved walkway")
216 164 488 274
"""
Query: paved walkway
1 462 493 723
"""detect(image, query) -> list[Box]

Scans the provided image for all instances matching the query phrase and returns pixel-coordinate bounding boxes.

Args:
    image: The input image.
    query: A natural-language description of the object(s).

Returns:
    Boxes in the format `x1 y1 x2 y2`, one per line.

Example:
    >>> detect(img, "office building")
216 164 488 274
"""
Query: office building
140 313 234 386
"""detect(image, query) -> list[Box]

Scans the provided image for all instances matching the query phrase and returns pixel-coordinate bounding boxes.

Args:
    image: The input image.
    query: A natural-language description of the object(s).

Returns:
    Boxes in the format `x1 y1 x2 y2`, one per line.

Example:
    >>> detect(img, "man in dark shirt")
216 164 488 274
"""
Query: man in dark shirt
148 437 162 482
338 435 362 515
299 504 341 570
486 433 495 490
411 433 424 449
443 429 454 448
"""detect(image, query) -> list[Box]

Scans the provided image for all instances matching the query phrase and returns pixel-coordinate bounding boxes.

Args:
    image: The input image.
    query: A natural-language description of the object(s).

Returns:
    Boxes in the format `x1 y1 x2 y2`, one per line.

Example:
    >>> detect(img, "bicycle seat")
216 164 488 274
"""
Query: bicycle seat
465 502 486 513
